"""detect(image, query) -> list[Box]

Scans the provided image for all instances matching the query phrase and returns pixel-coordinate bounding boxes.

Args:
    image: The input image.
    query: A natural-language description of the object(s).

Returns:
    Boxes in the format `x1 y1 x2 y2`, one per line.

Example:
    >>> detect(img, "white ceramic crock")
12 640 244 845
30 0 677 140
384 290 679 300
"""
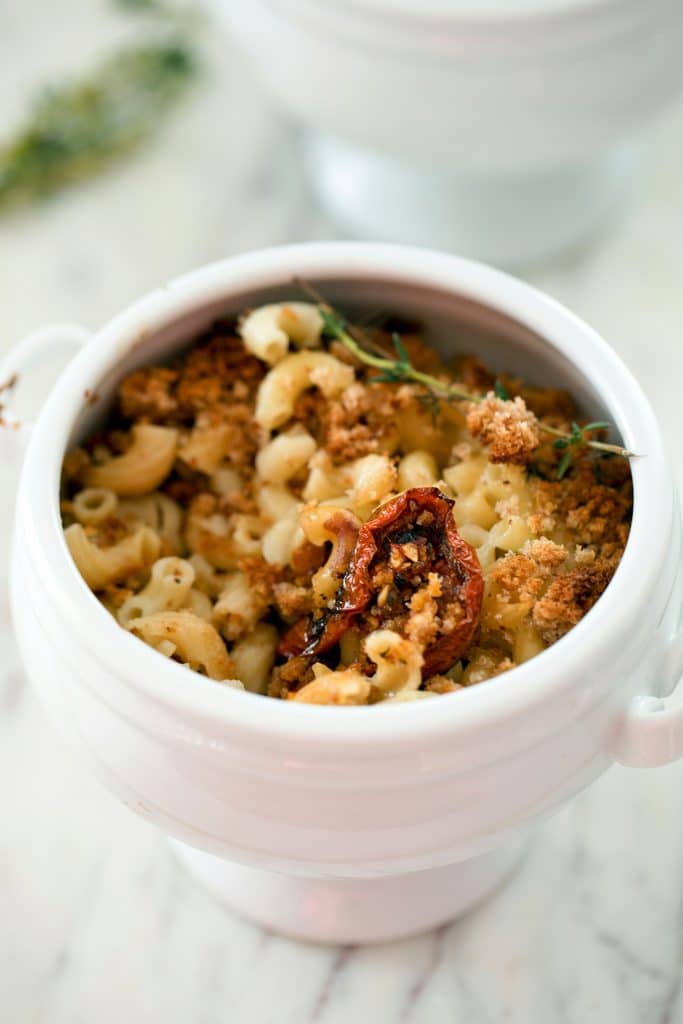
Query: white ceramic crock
4 243 683 944
212 0 683 265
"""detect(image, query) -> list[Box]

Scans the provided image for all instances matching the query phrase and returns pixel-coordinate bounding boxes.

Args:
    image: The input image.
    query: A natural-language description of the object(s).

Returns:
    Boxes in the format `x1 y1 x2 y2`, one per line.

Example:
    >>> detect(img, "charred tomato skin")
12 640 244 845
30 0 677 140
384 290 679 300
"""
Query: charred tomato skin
278 487 484 676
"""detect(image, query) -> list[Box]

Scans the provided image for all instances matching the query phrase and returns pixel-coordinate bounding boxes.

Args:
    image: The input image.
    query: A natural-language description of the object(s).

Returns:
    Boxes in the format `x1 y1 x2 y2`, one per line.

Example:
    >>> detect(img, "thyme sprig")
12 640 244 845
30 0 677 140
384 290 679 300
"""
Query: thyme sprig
295 278 635 478
0 33 197 213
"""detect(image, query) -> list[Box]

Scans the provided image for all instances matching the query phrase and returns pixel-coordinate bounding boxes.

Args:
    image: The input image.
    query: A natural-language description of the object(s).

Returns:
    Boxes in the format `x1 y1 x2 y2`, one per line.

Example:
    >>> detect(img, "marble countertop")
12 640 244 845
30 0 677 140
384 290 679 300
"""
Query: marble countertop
2 3 683 1022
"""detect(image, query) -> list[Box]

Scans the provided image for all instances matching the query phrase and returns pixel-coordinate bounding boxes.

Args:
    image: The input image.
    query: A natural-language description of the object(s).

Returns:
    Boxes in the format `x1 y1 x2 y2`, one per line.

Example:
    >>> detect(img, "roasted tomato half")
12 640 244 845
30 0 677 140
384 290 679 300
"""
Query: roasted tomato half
279 487 484 677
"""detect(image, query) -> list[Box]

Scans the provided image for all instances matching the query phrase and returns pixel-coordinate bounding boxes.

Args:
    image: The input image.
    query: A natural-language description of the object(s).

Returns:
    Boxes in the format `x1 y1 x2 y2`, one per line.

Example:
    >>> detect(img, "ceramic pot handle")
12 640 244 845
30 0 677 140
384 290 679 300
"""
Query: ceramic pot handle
615 630 683 767
0 323 90 445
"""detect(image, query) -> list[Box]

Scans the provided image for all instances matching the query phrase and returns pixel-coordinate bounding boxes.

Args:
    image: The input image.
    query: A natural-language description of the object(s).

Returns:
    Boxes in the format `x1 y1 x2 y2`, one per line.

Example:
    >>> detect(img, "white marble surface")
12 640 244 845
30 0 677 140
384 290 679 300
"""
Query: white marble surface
2 3 683 1022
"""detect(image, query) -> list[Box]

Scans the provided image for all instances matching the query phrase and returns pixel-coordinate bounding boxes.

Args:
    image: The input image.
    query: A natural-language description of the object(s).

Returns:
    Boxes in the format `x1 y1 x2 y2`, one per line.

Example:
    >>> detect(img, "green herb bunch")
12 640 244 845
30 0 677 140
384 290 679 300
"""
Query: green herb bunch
0 43 195 213
0 0 199 214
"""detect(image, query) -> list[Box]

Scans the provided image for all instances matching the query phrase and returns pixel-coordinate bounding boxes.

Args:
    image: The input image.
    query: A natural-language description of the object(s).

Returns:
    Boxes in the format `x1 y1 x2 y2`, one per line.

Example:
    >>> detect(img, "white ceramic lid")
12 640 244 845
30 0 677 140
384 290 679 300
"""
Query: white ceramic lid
277 0 680 62
334 0 611 17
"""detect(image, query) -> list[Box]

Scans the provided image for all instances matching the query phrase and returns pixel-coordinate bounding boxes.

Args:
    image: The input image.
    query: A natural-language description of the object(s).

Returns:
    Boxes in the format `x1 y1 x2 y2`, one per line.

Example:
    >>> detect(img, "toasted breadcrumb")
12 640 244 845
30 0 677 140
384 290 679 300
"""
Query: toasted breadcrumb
292 380 401 463
238 557 282 605
522 538 569 569
163 476 207 504
527 512 557 535
218 485 258 516
405 573 443 649
532 562 613 644
466 394 540 464
573 547 596 566
118 330 264 426
424 675 462 694
118 366 179 421
269 656 315 697
176 331 264 413
487 553 547 605
530 463 631 550
273 581 313 620
62 447 90 482
462 648 515 685
340 383 368 417
495 494 520 518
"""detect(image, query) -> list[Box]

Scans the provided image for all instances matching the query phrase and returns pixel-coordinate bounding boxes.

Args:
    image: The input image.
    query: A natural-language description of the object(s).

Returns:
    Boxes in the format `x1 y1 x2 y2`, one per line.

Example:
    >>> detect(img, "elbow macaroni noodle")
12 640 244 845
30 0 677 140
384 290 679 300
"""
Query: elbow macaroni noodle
128 610 235 681
256 428 317 484
239 301 324 365
294 630 423 705
117 556 195 626
83 424 178 496
255 350 355 430
65 522 160 590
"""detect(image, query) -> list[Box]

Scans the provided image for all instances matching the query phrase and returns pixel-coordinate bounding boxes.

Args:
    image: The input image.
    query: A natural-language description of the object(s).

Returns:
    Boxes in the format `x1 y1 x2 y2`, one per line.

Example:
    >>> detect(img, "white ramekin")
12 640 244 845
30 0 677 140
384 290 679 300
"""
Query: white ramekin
212 0 683 265
4 243 683 944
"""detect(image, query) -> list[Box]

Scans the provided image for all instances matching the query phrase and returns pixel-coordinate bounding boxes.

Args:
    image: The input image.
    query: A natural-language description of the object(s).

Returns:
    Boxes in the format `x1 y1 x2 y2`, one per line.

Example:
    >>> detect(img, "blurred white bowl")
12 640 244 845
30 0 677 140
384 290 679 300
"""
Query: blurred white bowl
212 0 683 265
5 243 683 944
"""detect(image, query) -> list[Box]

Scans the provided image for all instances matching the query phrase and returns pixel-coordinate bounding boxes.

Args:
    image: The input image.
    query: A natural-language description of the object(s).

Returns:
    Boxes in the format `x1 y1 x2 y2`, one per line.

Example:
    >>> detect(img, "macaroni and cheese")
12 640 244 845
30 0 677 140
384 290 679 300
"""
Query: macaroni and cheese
61 301 632 704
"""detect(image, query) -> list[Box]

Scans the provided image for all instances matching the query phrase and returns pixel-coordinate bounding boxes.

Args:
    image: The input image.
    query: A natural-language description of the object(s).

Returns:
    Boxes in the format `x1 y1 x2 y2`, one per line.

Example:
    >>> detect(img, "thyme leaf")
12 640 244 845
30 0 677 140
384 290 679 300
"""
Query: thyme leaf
556 450 574 480
369 372 402 384
583 421 611 433
494 378 510 401
392 331 410 367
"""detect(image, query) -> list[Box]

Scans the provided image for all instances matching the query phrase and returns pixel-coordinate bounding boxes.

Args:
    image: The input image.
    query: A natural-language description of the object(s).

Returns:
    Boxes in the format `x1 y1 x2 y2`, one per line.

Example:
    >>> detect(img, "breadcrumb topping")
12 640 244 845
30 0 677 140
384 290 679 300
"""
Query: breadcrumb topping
119 330 264 425
293 381 401 463
273 581 313 620
238 557 282 605
405 573 443 649
466 394 541 464
424 675 462 694
530 463 631 553
532 562 613 644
